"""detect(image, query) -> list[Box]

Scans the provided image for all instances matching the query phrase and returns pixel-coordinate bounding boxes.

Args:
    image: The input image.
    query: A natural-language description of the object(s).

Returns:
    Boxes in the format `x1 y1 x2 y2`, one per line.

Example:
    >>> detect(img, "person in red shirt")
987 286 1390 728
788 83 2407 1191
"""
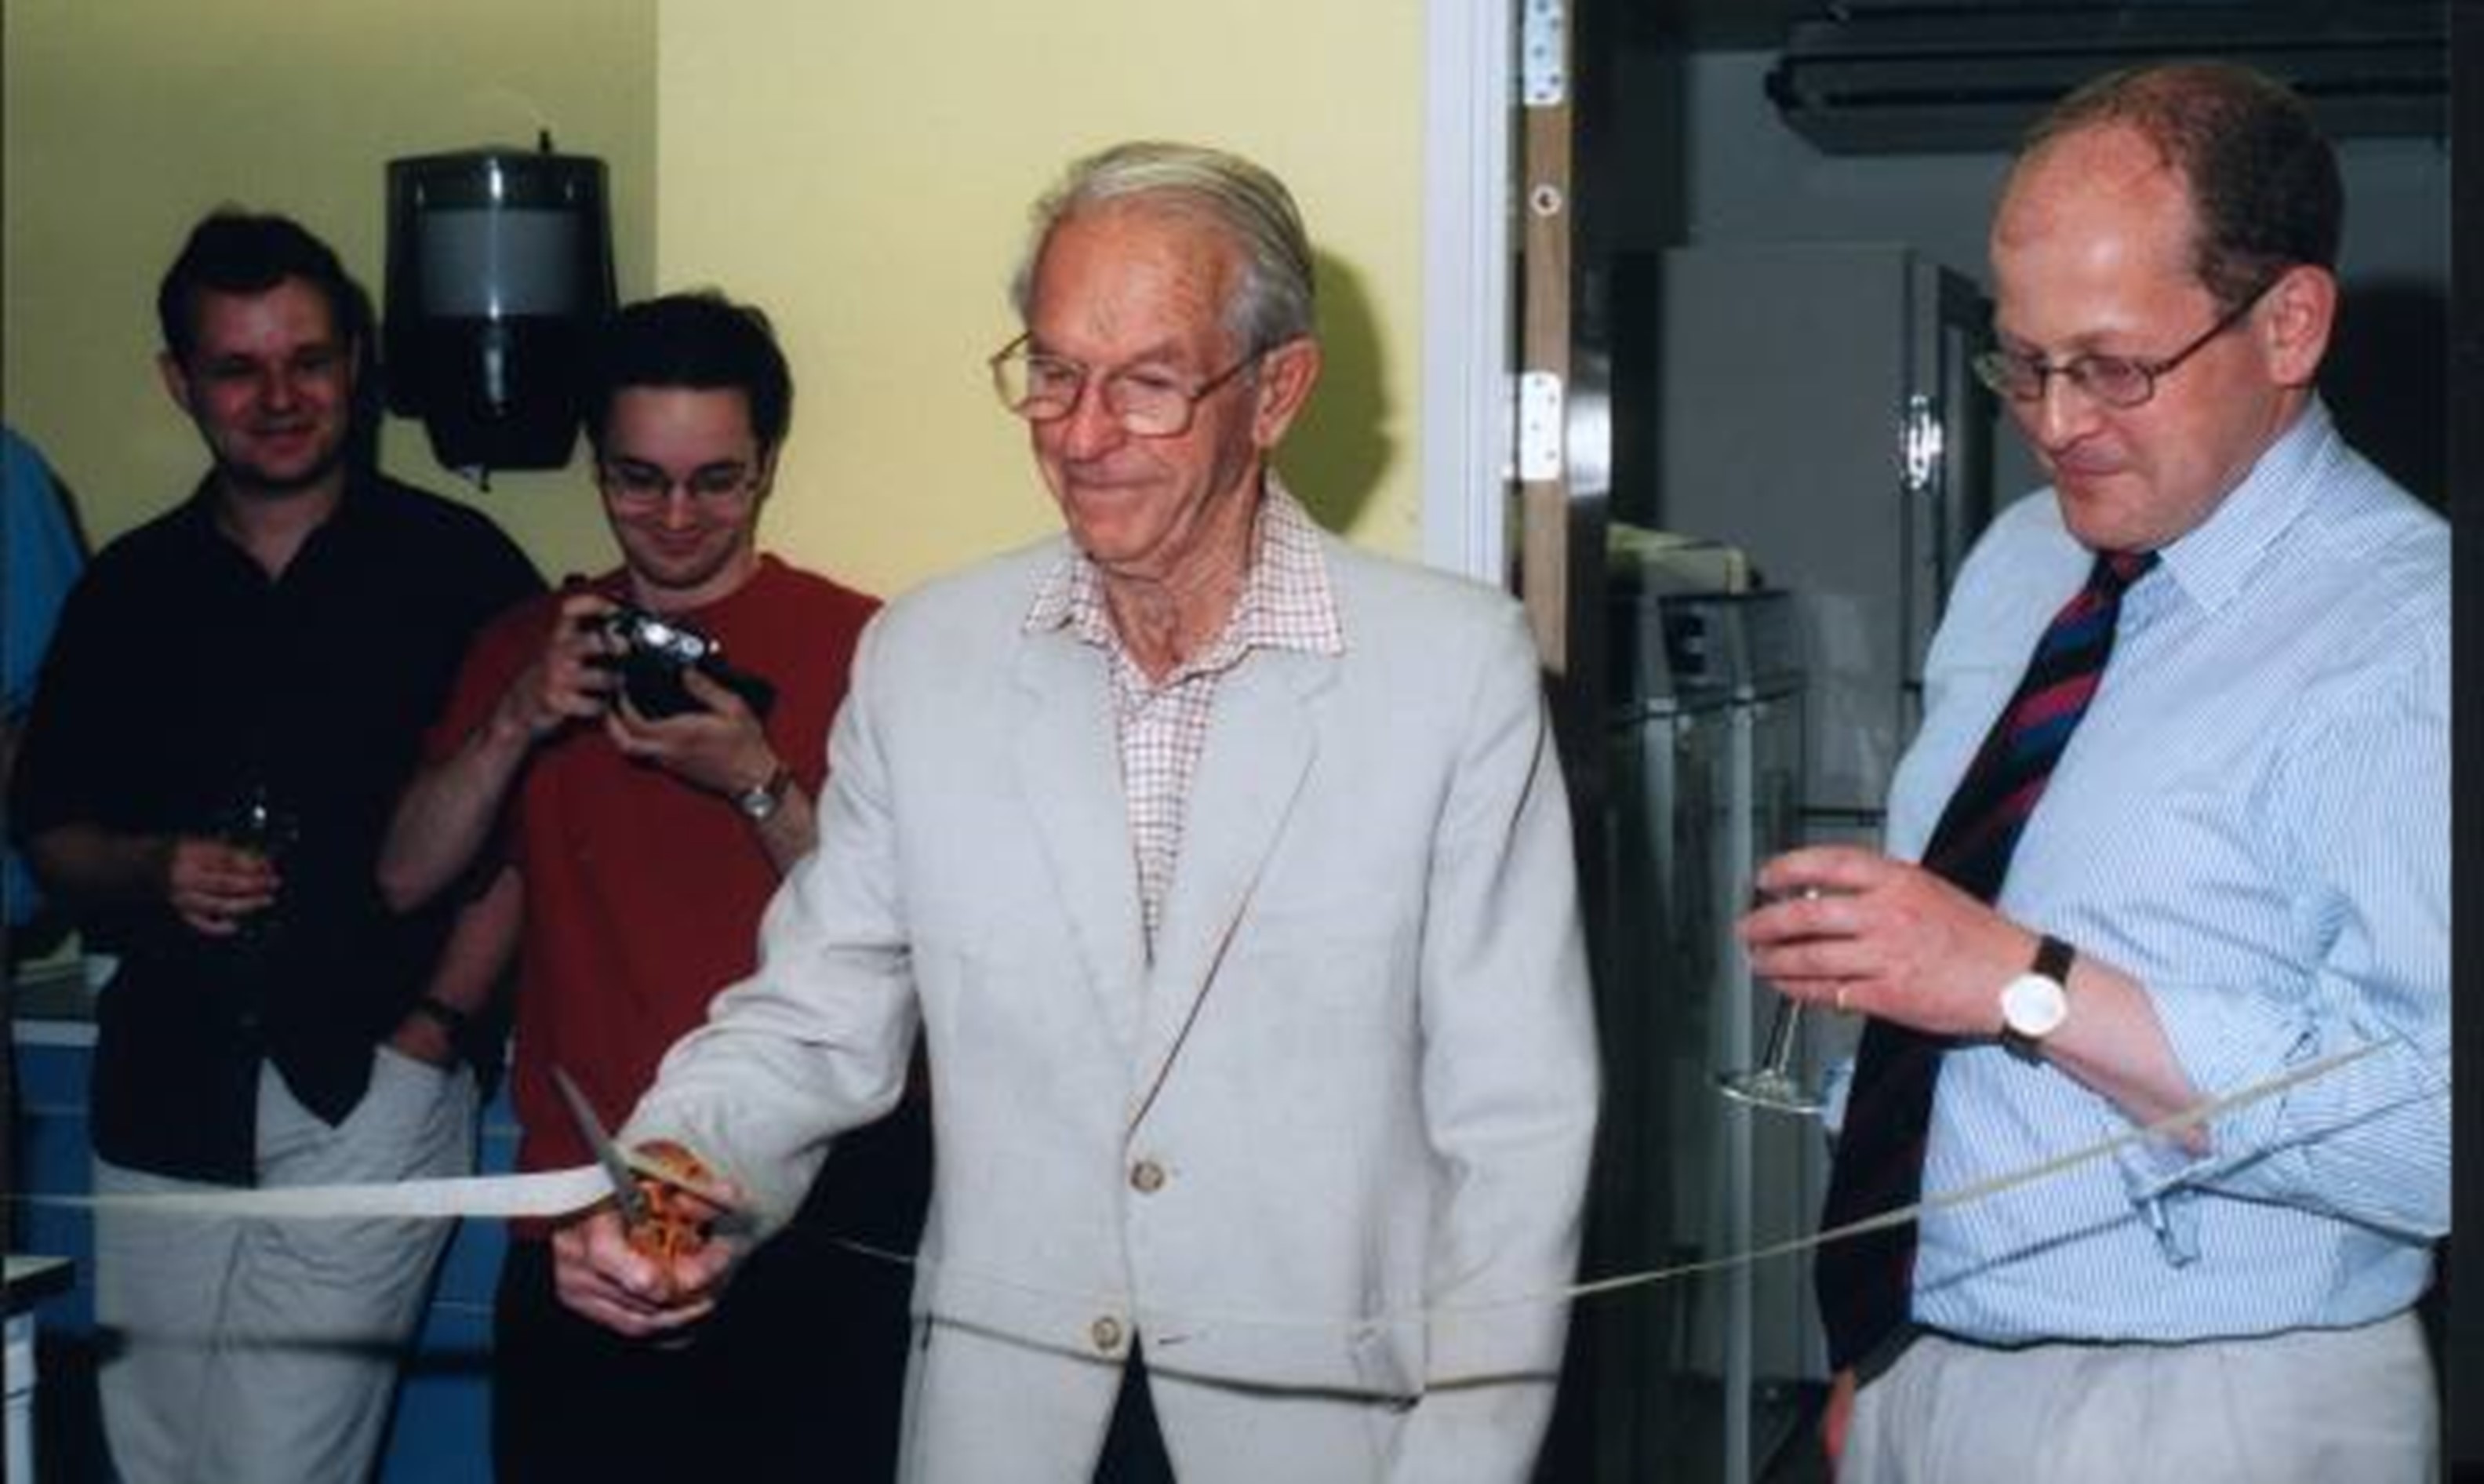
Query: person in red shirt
380 292 925 1482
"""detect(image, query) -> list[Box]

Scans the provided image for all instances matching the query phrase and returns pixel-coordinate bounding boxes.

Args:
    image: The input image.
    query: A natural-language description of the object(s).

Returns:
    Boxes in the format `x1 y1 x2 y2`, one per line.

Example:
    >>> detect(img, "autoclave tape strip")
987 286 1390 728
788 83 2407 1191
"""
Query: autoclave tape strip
9 1040 2428 1336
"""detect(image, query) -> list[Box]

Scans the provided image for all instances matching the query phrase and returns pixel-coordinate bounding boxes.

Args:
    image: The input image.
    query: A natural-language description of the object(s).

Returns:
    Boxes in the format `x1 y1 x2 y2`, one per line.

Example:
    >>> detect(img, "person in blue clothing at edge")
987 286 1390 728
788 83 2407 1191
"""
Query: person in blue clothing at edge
1740 60 2446 1484
4 424 86 958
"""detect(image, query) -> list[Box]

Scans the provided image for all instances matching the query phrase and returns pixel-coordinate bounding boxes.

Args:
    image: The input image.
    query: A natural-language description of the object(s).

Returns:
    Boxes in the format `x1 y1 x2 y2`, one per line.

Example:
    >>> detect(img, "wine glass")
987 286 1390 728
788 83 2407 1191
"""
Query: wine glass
213 782 298 948
1715 885 1824 1116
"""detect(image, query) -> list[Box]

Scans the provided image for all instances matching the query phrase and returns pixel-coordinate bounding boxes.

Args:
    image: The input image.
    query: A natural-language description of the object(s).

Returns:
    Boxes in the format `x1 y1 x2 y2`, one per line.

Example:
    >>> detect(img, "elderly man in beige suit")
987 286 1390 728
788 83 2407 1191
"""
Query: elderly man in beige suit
553 140 1602 1483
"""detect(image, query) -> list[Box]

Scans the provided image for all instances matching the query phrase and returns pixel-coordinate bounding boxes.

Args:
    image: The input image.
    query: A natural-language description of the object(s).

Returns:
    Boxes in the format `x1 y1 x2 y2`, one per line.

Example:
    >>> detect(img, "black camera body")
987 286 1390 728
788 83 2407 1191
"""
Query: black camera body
596 603 776 719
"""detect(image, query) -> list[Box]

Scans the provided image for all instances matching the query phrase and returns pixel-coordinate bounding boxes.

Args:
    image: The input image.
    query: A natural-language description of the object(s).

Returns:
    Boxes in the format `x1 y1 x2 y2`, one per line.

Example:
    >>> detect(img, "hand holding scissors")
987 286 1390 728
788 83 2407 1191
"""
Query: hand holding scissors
548 1067 748 1336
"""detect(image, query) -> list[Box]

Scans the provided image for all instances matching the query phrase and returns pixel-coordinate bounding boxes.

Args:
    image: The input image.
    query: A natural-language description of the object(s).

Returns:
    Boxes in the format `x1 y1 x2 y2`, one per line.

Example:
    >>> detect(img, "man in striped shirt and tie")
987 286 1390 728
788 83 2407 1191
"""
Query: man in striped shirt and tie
1741 60 2446 1483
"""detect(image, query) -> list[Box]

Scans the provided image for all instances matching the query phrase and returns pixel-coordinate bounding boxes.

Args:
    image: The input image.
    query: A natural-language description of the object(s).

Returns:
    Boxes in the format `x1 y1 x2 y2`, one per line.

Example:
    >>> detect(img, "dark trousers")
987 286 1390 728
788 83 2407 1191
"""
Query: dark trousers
493 1097 930 1482
1094 1343 1177 1483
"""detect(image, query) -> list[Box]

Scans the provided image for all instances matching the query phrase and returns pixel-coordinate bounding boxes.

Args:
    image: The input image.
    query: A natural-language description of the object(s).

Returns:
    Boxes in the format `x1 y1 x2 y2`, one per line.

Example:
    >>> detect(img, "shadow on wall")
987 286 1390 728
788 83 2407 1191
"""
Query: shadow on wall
2326 279 2449 512
1280 249 1395 535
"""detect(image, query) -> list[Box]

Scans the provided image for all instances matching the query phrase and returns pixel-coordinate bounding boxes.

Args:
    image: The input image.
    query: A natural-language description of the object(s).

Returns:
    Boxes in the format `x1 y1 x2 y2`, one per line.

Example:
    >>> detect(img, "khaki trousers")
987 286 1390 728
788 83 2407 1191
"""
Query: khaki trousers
1842 1312 2436 1484
93 1049 474 1484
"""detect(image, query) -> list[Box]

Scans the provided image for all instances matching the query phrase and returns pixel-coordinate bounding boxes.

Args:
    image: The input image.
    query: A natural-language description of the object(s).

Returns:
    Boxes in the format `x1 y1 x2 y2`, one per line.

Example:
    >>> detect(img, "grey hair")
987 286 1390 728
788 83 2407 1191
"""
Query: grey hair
1008 140 1318 355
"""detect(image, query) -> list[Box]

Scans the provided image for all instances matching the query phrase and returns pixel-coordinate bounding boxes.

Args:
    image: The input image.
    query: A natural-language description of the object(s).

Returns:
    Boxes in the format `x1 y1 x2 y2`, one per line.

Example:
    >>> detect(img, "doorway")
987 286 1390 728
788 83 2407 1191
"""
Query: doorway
1470 5 2454 1480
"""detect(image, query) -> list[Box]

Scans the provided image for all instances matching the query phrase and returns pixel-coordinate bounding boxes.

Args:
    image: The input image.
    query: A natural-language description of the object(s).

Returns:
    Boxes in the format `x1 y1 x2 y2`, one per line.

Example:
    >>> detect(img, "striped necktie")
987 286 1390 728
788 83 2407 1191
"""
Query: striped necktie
1814 548 2156 1375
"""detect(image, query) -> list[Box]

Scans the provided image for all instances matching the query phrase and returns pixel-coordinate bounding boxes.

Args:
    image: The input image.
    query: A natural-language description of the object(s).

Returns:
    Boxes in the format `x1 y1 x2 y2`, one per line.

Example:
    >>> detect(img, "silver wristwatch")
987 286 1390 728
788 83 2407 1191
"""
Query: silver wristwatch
734 764 792 824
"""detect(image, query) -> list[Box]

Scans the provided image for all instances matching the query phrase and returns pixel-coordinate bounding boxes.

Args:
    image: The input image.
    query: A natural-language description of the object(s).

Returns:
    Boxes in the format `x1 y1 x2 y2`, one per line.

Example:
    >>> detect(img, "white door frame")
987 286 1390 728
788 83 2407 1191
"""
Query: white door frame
1420 0 1515 585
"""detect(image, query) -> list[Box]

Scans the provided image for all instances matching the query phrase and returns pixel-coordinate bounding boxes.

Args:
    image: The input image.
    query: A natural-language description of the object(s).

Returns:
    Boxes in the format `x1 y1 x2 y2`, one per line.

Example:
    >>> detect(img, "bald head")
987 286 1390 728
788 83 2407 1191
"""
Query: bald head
2008 60 2340 314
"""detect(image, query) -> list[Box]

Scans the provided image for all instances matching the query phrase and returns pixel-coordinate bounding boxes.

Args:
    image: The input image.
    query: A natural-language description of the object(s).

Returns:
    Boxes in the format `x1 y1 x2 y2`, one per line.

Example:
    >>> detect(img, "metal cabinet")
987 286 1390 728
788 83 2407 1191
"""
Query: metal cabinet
1635 242 1992 836
1588 587 1814 1484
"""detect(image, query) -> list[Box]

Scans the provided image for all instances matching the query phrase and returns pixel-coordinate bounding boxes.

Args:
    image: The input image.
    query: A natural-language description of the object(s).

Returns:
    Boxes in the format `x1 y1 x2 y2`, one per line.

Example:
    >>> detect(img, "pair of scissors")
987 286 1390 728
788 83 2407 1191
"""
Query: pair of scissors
550 1065 655 1231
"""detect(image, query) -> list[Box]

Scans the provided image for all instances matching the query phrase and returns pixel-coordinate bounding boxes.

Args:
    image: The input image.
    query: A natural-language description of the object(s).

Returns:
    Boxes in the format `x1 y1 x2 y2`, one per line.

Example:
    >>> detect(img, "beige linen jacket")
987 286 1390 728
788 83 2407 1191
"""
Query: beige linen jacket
627 524 1601 1484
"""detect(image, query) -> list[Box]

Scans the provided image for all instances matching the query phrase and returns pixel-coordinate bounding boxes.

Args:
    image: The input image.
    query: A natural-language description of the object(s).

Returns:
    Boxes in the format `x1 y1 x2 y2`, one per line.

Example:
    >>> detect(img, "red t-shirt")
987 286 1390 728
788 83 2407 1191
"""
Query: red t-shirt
424 555 878 1177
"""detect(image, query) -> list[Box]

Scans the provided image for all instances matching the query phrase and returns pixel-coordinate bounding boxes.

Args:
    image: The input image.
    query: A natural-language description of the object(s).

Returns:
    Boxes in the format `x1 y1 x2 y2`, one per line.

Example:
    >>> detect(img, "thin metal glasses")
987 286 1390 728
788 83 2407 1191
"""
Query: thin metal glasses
598 460 762 508
989 333 1260 438
1971 278 2277 410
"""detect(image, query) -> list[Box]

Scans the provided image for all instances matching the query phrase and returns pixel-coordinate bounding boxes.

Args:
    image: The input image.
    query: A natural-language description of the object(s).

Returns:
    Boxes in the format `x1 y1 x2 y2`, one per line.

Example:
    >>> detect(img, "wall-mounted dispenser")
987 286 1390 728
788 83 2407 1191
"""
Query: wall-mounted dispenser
384 136 615 483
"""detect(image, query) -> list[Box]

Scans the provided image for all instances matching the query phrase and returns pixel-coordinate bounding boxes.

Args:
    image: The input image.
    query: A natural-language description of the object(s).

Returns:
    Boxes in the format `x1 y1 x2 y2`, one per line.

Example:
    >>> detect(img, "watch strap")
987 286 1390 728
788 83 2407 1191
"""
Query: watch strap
409 995 470 1038
2032 933 2076 984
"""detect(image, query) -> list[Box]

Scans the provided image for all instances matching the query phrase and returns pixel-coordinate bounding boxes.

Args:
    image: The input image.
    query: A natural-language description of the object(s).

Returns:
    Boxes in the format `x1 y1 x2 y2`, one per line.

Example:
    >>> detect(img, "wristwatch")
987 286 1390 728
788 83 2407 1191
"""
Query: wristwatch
409 995 469 1039
734 763 793 824
1998 933 2077 1060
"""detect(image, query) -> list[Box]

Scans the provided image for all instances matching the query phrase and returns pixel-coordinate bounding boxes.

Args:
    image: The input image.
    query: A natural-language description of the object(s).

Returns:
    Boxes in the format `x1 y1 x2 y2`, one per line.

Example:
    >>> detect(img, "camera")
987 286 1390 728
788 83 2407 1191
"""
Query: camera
595 603 776 719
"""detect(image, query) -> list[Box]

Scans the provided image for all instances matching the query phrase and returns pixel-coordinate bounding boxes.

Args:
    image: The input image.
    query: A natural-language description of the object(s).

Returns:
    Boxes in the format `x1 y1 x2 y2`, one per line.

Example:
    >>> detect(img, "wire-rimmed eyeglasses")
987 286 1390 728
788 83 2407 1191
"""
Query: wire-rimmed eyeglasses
1971 277 2279 410
988 333 1260 438
596 460 762 508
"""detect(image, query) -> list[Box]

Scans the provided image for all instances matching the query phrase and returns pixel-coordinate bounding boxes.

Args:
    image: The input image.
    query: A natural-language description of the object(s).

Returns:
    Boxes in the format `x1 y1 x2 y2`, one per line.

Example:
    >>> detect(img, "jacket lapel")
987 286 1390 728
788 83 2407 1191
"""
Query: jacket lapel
1011 628 1150 1054
1127 648 1333 1129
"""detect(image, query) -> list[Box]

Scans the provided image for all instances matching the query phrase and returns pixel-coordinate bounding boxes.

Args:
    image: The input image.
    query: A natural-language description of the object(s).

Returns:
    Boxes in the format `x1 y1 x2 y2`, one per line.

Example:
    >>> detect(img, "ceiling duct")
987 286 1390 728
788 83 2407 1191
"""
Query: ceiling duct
1766 1 2447 154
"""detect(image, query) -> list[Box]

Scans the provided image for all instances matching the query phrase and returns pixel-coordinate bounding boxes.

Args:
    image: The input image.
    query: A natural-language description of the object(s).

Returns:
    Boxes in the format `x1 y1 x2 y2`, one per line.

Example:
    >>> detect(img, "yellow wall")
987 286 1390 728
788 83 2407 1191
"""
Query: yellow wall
654 0 1428 598
2 0 657 574
3 2 1431 599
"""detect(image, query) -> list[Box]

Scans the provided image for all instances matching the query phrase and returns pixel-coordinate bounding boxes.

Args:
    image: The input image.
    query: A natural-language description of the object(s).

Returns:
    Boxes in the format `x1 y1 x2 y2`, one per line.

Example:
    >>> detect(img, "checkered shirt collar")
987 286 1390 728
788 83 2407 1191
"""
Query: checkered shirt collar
1025 475 1345 664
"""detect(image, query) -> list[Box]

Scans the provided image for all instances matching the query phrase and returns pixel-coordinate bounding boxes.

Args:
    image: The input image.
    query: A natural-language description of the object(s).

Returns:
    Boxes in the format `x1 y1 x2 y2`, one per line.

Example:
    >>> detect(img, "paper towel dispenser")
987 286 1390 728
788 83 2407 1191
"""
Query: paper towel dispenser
383 139 615 481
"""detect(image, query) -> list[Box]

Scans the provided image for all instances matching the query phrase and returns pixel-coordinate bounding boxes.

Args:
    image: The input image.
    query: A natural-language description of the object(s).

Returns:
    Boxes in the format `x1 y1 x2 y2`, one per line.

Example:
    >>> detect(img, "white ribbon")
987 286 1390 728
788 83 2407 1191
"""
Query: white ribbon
24 1164 614 1221
9 1040 2432 1337
844 1039 2423 1333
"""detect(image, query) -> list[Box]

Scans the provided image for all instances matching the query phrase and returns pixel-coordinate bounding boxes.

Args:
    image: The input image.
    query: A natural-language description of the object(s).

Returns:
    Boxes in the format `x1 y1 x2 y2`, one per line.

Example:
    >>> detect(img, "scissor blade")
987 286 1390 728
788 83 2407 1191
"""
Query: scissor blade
550 1066 653 1230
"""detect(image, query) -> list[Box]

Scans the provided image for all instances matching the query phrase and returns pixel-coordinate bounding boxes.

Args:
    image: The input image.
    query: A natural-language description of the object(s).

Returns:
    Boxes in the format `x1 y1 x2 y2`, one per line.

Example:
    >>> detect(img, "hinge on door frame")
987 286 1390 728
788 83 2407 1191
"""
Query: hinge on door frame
1516 370 1565 482
1521 0 1567 107
1900 391 1944 496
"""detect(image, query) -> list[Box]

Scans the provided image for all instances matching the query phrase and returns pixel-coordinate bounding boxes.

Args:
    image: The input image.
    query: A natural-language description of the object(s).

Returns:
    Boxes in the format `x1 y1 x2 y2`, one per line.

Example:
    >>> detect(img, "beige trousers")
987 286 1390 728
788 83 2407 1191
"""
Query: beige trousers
93 1049 473 1484
1842 1312 2437 1484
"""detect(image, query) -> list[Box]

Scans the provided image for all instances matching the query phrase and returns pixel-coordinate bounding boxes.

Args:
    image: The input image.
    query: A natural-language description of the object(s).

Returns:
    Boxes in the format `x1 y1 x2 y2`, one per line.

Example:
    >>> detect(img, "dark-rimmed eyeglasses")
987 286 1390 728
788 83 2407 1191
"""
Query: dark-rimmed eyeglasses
988 334 1260 438
1971 278 2279 410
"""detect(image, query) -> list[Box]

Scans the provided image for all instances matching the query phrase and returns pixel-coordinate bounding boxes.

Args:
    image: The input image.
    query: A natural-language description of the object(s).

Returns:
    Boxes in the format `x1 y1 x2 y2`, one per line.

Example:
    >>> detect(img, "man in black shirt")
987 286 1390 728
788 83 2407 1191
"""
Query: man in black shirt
8 211 542 1483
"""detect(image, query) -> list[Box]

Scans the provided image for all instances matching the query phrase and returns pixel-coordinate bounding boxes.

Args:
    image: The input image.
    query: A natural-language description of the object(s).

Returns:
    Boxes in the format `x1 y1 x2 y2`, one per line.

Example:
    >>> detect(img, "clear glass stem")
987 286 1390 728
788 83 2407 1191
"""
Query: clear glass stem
1717 997 1823 1116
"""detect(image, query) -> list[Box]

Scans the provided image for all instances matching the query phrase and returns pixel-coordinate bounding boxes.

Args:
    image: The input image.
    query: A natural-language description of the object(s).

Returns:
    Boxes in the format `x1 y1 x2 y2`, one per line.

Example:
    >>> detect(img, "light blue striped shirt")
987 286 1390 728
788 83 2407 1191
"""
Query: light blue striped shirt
1889 399 2449 1344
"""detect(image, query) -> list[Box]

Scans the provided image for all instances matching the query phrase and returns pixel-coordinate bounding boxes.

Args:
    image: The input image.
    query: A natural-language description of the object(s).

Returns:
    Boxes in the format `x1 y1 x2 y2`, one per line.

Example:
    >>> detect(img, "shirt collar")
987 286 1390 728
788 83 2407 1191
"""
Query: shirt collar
175 463 373 569
2150 398 2335 617
1024 474 1346 665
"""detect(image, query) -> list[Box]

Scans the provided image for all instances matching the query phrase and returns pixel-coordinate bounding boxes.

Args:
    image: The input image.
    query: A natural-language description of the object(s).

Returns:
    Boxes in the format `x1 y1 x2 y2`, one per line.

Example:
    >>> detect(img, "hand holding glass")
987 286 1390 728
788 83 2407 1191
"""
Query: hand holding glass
213 783 297 944
1718 884 1828 1115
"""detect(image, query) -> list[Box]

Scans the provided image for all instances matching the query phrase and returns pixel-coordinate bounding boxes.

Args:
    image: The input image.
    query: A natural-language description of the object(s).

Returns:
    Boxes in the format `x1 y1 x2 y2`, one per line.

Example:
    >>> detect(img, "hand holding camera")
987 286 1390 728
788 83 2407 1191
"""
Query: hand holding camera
491 590 627 744
495 588 784 806
591 602 786 808
593 603 776 722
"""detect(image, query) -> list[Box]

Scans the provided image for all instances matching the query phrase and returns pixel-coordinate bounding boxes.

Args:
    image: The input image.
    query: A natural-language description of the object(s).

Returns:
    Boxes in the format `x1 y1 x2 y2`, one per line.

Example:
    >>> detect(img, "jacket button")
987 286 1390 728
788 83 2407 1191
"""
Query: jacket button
1089 1315 1126 1354
1129 1158 1166 1194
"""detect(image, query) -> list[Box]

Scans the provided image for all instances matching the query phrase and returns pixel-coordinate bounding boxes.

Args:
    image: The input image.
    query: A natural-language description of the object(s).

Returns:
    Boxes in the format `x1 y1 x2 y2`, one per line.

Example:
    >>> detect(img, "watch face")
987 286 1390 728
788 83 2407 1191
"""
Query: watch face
2001 972 2069 1039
